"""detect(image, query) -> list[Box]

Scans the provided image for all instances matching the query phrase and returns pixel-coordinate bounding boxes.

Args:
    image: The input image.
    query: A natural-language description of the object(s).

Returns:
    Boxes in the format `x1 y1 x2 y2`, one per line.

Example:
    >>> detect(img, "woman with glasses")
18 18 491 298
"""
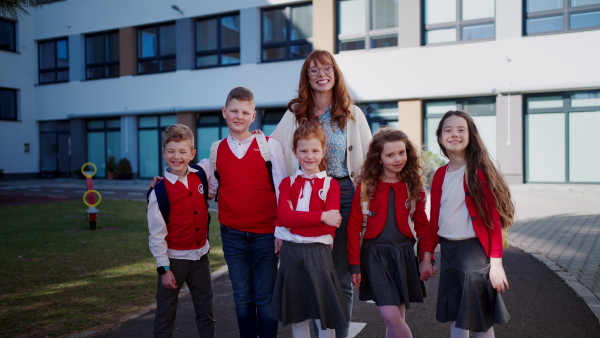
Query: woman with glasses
270 49 372 338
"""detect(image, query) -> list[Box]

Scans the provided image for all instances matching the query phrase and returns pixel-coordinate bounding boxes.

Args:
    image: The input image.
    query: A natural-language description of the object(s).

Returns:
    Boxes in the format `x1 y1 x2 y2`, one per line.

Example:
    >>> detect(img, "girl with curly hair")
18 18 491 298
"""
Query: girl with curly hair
347 127 436 338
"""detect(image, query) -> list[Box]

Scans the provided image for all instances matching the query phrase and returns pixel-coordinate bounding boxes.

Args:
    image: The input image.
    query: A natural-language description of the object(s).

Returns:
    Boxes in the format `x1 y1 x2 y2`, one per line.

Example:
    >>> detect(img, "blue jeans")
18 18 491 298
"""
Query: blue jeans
220 224 279 338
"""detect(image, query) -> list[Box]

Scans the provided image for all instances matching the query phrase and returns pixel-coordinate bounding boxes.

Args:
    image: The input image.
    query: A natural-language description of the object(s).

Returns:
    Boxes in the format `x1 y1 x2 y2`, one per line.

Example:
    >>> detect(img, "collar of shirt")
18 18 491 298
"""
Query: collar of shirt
295 169 327 179
227 134 256 158
164 165 197 185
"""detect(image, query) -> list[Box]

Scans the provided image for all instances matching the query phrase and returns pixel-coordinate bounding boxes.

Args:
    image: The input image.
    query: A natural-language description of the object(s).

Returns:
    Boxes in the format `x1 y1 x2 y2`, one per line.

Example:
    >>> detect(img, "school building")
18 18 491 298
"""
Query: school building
1 0 599 184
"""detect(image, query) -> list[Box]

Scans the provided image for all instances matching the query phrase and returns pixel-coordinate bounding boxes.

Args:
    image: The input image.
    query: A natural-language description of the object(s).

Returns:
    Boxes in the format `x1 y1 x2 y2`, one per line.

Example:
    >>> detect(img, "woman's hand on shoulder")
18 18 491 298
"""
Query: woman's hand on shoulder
250 129 264 135
489 257 509 292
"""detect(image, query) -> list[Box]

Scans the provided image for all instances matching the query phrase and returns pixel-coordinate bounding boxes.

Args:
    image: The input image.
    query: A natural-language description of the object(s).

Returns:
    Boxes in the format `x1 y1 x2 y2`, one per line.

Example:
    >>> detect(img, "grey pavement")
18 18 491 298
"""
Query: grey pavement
1 178 600 336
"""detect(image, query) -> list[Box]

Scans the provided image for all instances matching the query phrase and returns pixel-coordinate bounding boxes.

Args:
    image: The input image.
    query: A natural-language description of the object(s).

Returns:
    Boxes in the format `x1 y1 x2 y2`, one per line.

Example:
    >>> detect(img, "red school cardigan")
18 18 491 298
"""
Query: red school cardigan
275 176 341 238
425 164 503 258
346 181 432 267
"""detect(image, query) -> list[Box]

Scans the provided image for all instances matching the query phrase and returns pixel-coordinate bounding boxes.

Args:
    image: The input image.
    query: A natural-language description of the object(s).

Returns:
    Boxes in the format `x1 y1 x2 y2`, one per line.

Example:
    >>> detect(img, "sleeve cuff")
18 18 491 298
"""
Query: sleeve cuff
349 265 361 275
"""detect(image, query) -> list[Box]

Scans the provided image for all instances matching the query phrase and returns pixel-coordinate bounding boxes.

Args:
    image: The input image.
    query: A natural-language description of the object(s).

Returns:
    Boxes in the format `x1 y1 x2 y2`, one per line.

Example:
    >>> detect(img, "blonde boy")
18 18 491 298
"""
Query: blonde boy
147 124 216 337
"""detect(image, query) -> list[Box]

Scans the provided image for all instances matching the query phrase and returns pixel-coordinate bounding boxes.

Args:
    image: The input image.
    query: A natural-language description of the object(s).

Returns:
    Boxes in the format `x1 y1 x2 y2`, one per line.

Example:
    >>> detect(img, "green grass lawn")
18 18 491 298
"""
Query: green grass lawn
0 199 224 337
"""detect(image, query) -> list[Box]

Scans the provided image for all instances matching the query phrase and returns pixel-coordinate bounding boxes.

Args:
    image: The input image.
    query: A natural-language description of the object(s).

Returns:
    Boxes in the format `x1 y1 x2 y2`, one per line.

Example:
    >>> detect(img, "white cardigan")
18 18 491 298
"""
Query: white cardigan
270 105 372 186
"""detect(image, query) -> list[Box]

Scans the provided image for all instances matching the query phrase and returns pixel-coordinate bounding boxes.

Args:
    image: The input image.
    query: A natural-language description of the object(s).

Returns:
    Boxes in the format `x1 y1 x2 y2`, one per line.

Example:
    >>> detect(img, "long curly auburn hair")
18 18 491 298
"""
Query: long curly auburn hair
435 110 515 231
358 127 425 201
287 50 354 130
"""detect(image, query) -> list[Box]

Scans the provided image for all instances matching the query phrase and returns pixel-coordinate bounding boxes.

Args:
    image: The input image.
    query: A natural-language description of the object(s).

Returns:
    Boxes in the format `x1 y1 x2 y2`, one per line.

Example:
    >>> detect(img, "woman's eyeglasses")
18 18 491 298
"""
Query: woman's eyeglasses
307 65 334 77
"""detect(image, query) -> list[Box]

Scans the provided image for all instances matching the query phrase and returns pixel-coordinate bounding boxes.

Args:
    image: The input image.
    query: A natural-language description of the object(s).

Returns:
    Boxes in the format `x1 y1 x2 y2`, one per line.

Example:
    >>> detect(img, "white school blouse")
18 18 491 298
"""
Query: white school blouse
437 165 477 240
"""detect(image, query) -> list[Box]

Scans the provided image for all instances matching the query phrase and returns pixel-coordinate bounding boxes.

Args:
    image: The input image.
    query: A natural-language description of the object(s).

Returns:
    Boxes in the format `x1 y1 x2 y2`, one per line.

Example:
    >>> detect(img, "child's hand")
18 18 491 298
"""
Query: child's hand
489 257 509 293
161 270 177 289
321 210 342 228
274 238 283 256
149 176 164 189
351 273 361 288
419 259 436 281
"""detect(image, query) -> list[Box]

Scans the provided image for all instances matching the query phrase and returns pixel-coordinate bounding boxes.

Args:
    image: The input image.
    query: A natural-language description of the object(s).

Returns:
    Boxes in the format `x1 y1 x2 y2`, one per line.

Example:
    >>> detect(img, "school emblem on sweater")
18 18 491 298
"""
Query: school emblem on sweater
198 184 204 195
318 188 325 201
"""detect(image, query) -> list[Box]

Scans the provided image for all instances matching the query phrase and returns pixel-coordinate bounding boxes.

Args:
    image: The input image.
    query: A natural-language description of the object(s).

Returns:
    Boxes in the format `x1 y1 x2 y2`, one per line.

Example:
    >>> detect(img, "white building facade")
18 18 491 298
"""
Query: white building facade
1 0 599 183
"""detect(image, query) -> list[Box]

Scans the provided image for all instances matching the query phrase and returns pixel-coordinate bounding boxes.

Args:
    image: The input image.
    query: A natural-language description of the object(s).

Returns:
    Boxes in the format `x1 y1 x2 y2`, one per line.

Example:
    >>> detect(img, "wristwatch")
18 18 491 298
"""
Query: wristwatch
157 266 170 275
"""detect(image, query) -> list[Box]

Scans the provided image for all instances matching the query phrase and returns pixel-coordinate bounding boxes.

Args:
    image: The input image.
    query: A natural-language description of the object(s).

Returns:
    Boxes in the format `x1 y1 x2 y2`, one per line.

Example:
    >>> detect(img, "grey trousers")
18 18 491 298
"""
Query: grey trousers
154 255 215 338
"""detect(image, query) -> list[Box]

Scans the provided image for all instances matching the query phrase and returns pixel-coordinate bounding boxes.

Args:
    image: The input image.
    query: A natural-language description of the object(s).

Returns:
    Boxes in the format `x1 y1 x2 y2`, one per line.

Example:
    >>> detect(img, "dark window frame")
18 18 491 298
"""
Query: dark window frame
137 22 176 75
524 90 600 183
261 2 313 62
358 101 400 132
195 12 241 69
0 18 17 52
38 37 69 84
523 0 600 36
85 30 120 80
137 114 177 178
421 0 496 46
336 0 400 52
0 87 18 121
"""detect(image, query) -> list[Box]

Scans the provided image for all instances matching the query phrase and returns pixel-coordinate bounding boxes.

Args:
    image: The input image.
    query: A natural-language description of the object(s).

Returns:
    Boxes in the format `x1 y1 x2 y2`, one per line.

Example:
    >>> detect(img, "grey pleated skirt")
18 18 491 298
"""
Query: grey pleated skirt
436 237 510 332
358 241 426 308
269 241 349 330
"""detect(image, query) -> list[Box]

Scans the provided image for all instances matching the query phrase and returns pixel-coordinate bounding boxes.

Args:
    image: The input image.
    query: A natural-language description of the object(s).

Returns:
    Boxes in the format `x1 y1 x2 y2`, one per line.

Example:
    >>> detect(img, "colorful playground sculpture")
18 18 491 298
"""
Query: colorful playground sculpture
81 162 101 230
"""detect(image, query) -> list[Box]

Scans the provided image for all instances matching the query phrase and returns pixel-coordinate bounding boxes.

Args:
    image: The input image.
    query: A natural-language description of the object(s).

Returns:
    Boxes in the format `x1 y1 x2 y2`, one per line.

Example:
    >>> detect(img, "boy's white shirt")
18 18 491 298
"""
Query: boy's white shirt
206 134 287 200
274 170 334 245
147 162 215 267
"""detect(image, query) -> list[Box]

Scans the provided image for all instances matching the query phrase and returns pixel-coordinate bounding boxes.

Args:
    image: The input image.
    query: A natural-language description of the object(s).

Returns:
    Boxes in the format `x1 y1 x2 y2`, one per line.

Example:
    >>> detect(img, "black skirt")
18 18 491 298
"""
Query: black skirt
269 241 349 330
359 241 425 308
436 237 510 332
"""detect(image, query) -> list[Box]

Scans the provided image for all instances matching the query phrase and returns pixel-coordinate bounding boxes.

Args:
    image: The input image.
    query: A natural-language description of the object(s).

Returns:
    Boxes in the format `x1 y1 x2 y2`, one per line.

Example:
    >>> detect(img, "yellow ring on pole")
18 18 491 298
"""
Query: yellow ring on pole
83 190 102 207
81 162 97 178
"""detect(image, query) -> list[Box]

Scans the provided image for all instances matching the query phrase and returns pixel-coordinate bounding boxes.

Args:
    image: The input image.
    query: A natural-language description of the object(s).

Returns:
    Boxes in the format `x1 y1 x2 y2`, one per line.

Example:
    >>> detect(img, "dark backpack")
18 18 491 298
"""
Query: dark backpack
147 164 211 241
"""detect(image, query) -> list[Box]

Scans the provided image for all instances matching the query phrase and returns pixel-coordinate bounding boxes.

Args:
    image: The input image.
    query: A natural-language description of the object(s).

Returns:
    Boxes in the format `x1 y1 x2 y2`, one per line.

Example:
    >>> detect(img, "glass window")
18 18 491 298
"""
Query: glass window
360 102 400 132
262 3 313 61
196 113 227 159
196 13 240 68
524 0 600 35
569 111 600 182
38 38 69 84
138 115 176 178
137 23 176 74
262 109 286 136
0 18 16 52
338 0 399 52
0 88 17 121
525 91 600 183
87 118 121 178
423 0 495 45
86 31 119 80
424 97 496 163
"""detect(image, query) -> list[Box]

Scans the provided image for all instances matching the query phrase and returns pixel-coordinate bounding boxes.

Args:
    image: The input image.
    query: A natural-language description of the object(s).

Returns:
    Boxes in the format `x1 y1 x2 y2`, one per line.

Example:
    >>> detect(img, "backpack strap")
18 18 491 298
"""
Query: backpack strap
149 180 170 224
191 164 211 245
209 140 222 202
256 134 275 191
359 183 375 244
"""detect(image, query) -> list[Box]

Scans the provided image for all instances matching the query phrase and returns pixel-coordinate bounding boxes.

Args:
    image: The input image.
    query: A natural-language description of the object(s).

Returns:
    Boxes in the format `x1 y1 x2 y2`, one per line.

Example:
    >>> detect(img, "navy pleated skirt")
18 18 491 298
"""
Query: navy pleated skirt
436 237 510 332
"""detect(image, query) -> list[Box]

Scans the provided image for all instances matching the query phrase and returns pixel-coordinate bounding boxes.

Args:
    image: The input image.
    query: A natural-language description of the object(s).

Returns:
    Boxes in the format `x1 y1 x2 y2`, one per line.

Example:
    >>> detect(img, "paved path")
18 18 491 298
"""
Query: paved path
2 179 599 336
508 184 600 319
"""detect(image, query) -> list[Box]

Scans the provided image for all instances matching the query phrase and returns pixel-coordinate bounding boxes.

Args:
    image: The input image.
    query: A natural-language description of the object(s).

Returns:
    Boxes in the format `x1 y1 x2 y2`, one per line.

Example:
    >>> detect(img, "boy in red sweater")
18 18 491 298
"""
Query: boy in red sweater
209 87 287 338
147 124 217 337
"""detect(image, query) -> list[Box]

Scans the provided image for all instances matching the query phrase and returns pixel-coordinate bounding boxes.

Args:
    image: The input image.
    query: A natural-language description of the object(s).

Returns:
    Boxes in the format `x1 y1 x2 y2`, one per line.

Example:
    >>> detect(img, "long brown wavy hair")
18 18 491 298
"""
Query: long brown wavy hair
292 122 327 172
288 50 354 130
436 110 515 231
358 127 425 201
